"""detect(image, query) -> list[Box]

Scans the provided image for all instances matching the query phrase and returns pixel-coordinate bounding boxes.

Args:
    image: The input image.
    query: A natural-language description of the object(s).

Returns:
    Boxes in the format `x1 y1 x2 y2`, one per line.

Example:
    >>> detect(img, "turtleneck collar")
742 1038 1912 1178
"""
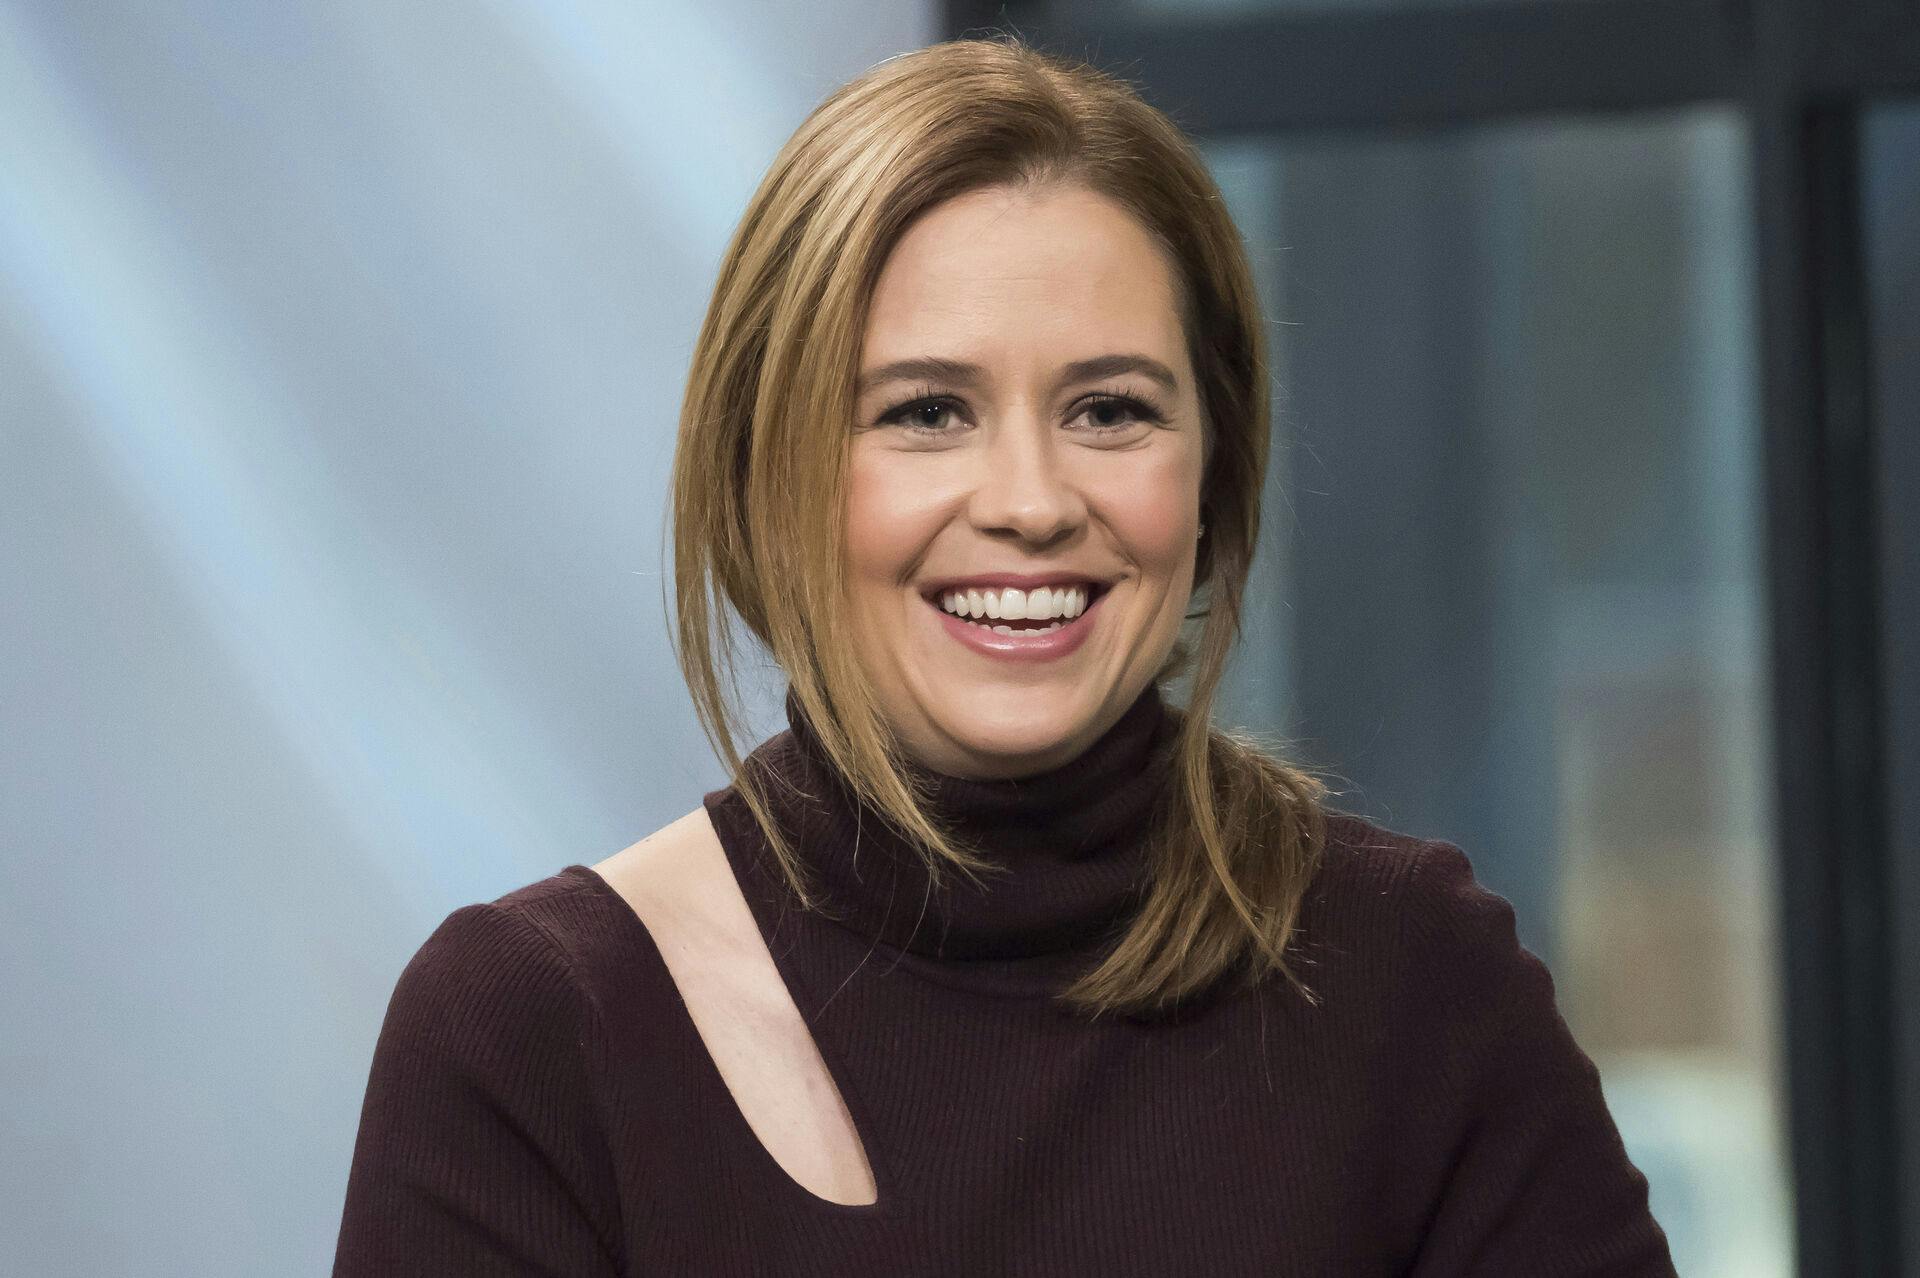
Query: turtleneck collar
743 682 1179 970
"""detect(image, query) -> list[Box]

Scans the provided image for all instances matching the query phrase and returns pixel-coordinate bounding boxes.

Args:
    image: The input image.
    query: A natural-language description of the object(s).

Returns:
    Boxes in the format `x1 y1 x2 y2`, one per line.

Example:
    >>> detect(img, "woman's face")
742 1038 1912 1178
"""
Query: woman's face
847 181 1206 778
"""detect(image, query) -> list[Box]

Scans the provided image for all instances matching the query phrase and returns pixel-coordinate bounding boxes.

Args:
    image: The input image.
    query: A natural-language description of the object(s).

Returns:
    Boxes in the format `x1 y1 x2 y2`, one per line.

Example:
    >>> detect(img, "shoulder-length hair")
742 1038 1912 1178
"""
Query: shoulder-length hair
671 35 1328 1019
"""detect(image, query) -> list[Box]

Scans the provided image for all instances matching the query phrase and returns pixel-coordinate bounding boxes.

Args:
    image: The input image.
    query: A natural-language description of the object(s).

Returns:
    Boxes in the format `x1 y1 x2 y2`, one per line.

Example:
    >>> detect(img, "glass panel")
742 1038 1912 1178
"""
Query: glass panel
1205 110 1789 1275
1862 98 1920 1242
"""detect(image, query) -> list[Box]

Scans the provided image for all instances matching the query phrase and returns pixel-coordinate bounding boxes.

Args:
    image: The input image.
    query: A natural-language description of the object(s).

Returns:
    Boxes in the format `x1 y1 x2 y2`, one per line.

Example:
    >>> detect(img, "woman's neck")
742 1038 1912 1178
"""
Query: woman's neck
746 682 1181 973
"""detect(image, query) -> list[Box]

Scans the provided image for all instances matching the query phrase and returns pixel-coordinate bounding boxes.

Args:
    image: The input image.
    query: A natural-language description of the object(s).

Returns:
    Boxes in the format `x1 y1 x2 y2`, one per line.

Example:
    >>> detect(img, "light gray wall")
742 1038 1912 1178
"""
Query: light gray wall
0 2 935 1272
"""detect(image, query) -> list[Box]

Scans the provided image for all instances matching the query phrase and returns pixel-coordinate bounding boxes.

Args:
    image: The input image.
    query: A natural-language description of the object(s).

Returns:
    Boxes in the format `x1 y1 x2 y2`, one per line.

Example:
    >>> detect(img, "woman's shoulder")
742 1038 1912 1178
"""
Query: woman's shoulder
382 808 721 1023
364 889 606 1118
1311 809 1513 916
1305 810 1486 922
343 877 630 1270
1302 811 1544 1004
582 806 726 933
366 810 745 1083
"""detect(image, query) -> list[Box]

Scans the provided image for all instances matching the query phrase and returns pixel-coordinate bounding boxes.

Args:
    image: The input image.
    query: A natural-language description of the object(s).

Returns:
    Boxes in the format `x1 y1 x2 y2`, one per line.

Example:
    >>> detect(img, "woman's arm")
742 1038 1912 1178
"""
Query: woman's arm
1397 841 1677 1278
333 901 624 1276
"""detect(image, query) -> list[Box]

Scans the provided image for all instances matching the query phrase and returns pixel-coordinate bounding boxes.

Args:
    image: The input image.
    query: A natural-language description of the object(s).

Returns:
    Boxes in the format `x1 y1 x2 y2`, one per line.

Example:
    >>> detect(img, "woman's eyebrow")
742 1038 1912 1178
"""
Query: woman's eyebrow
857 353 1180 395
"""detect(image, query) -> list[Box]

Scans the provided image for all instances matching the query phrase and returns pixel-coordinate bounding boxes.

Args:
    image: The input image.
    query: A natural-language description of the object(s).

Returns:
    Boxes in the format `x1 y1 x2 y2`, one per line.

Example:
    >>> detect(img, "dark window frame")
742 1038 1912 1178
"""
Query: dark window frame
942 1 1919 1272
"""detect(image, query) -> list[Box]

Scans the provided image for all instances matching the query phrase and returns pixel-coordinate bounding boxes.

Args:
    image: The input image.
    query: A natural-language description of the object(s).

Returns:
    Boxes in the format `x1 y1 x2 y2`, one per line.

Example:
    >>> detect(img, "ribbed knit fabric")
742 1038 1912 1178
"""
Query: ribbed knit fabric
767 681 1176 994
334 684 1677 1276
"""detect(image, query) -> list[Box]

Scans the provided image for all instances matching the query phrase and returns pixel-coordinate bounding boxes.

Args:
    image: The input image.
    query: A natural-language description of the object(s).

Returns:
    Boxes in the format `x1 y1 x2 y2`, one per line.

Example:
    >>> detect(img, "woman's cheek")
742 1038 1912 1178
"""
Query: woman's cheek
1089 454 1200 569
845 452 910 579
844 450 953 586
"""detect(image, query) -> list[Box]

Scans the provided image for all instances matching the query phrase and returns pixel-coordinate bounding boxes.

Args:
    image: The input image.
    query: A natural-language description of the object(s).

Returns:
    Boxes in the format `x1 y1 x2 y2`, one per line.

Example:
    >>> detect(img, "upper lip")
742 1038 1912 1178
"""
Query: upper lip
919 571 1116 601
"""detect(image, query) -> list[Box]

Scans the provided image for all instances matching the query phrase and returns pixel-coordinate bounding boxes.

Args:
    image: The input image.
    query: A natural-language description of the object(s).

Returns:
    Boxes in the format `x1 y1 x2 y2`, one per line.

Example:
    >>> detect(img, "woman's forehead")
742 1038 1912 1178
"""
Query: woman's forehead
861 185 1188 380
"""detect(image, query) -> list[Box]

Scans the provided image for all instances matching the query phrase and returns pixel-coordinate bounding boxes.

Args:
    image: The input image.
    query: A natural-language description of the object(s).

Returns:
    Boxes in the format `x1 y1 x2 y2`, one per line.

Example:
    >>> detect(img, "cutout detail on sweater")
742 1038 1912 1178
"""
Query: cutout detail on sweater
591 810 879 1208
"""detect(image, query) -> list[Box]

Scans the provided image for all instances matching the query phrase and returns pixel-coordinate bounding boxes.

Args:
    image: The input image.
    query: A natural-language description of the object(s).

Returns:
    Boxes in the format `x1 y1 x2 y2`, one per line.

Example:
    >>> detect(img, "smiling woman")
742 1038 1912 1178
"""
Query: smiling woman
668 45 1323 1024
334 34 1678 1278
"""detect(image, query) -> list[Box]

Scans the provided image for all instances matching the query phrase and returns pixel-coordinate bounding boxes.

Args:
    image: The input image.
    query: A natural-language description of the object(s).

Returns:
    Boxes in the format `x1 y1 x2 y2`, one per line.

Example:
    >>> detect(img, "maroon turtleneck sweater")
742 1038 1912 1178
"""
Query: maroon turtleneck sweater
333 684 1676 1275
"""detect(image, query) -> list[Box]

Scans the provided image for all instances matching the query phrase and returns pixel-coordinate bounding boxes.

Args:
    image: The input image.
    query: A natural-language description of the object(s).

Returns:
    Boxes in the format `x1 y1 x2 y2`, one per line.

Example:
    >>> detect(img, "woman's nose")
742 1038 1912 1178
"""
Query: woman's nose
966 421 1087 546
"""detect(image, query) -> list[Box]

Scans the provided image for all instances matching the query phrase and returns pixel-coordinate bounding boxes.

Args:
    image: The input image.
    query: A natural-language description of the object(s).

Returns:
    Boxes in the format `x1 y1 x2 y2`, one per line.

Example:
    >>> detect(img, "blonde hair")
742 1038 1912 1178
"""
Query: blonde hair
671 35 1328 1019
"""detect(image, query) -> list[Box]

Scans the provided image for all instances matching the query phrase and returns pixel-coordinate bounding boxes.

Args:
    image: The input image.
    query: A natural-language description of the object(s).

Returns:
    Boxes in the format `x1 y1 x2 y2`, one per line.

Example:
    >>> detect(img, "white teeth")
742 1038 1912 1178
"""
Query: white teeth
935 583 1097 623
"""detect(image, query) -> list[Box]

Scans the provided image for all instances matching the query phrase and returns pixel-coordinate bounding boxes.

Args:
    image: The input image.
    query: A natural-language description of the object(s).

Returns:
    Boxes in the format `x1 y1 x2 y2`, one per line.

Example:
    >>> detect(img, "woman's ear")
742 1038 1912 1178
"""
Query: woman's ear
1191 509 1212 592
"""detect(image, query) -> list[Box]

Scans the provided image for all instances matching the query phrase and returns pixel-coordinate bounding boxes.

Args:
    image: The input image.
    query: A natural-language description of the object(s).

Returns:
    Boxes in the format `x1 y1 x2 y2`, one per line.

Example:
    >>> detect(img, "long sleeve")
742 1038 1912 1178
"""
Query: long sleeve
333 901 624 1277
1397 841 1677 1277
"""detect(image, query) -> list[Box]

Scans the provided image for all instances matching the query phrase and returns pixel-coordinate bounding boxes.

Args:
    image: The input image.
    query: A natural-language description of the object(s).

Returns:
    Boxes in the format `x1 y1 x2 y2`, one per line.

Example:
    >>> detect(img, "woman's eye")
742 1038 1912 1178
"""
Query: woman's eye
904 401 956 431
878 397 963 434
1075 394 1163 432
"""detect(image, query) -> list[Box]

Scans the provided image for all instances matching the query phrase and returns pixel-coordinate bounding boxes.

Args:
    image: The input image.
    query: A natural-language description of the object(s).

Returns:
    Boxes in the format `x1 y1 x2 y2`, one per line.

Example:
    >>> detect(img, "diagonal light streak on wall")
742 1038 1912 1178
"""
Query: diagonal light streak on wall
0 9 604 919
480 0 795 256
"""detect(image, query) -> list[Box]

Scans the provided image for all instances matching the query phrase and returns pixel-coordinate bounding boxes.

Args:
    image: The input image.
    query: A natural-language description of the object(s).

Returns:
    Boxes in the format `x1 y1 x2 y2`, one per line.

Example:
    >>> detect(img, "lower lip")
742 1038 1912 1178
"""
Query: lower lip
928 590 1107 663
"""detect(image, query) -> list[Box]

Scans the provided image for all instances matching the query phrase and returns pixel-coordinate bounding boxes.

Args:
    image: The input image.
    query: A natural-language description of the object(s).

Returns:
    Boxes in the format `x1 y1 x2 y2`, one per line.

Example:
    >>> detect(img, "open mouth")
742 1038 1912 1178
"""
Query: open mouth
922 581 1112 635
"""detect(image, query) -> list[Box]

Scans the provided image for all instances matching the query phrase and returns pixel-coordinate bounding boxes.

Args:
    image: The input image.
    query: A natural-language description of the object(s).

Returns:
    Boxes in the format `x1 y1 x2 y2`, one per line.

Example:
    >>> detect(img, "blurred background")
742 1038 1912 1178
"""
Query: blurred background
1 1 1913 1274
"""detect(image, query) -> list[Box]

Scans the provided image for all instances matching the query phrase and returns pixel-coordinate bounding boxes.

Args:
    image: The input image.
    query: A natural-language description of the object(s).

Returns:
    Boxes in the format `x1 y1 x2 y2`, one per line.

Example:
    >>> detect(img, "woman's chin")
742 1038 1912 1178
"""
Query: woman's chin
917 699 1102 776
